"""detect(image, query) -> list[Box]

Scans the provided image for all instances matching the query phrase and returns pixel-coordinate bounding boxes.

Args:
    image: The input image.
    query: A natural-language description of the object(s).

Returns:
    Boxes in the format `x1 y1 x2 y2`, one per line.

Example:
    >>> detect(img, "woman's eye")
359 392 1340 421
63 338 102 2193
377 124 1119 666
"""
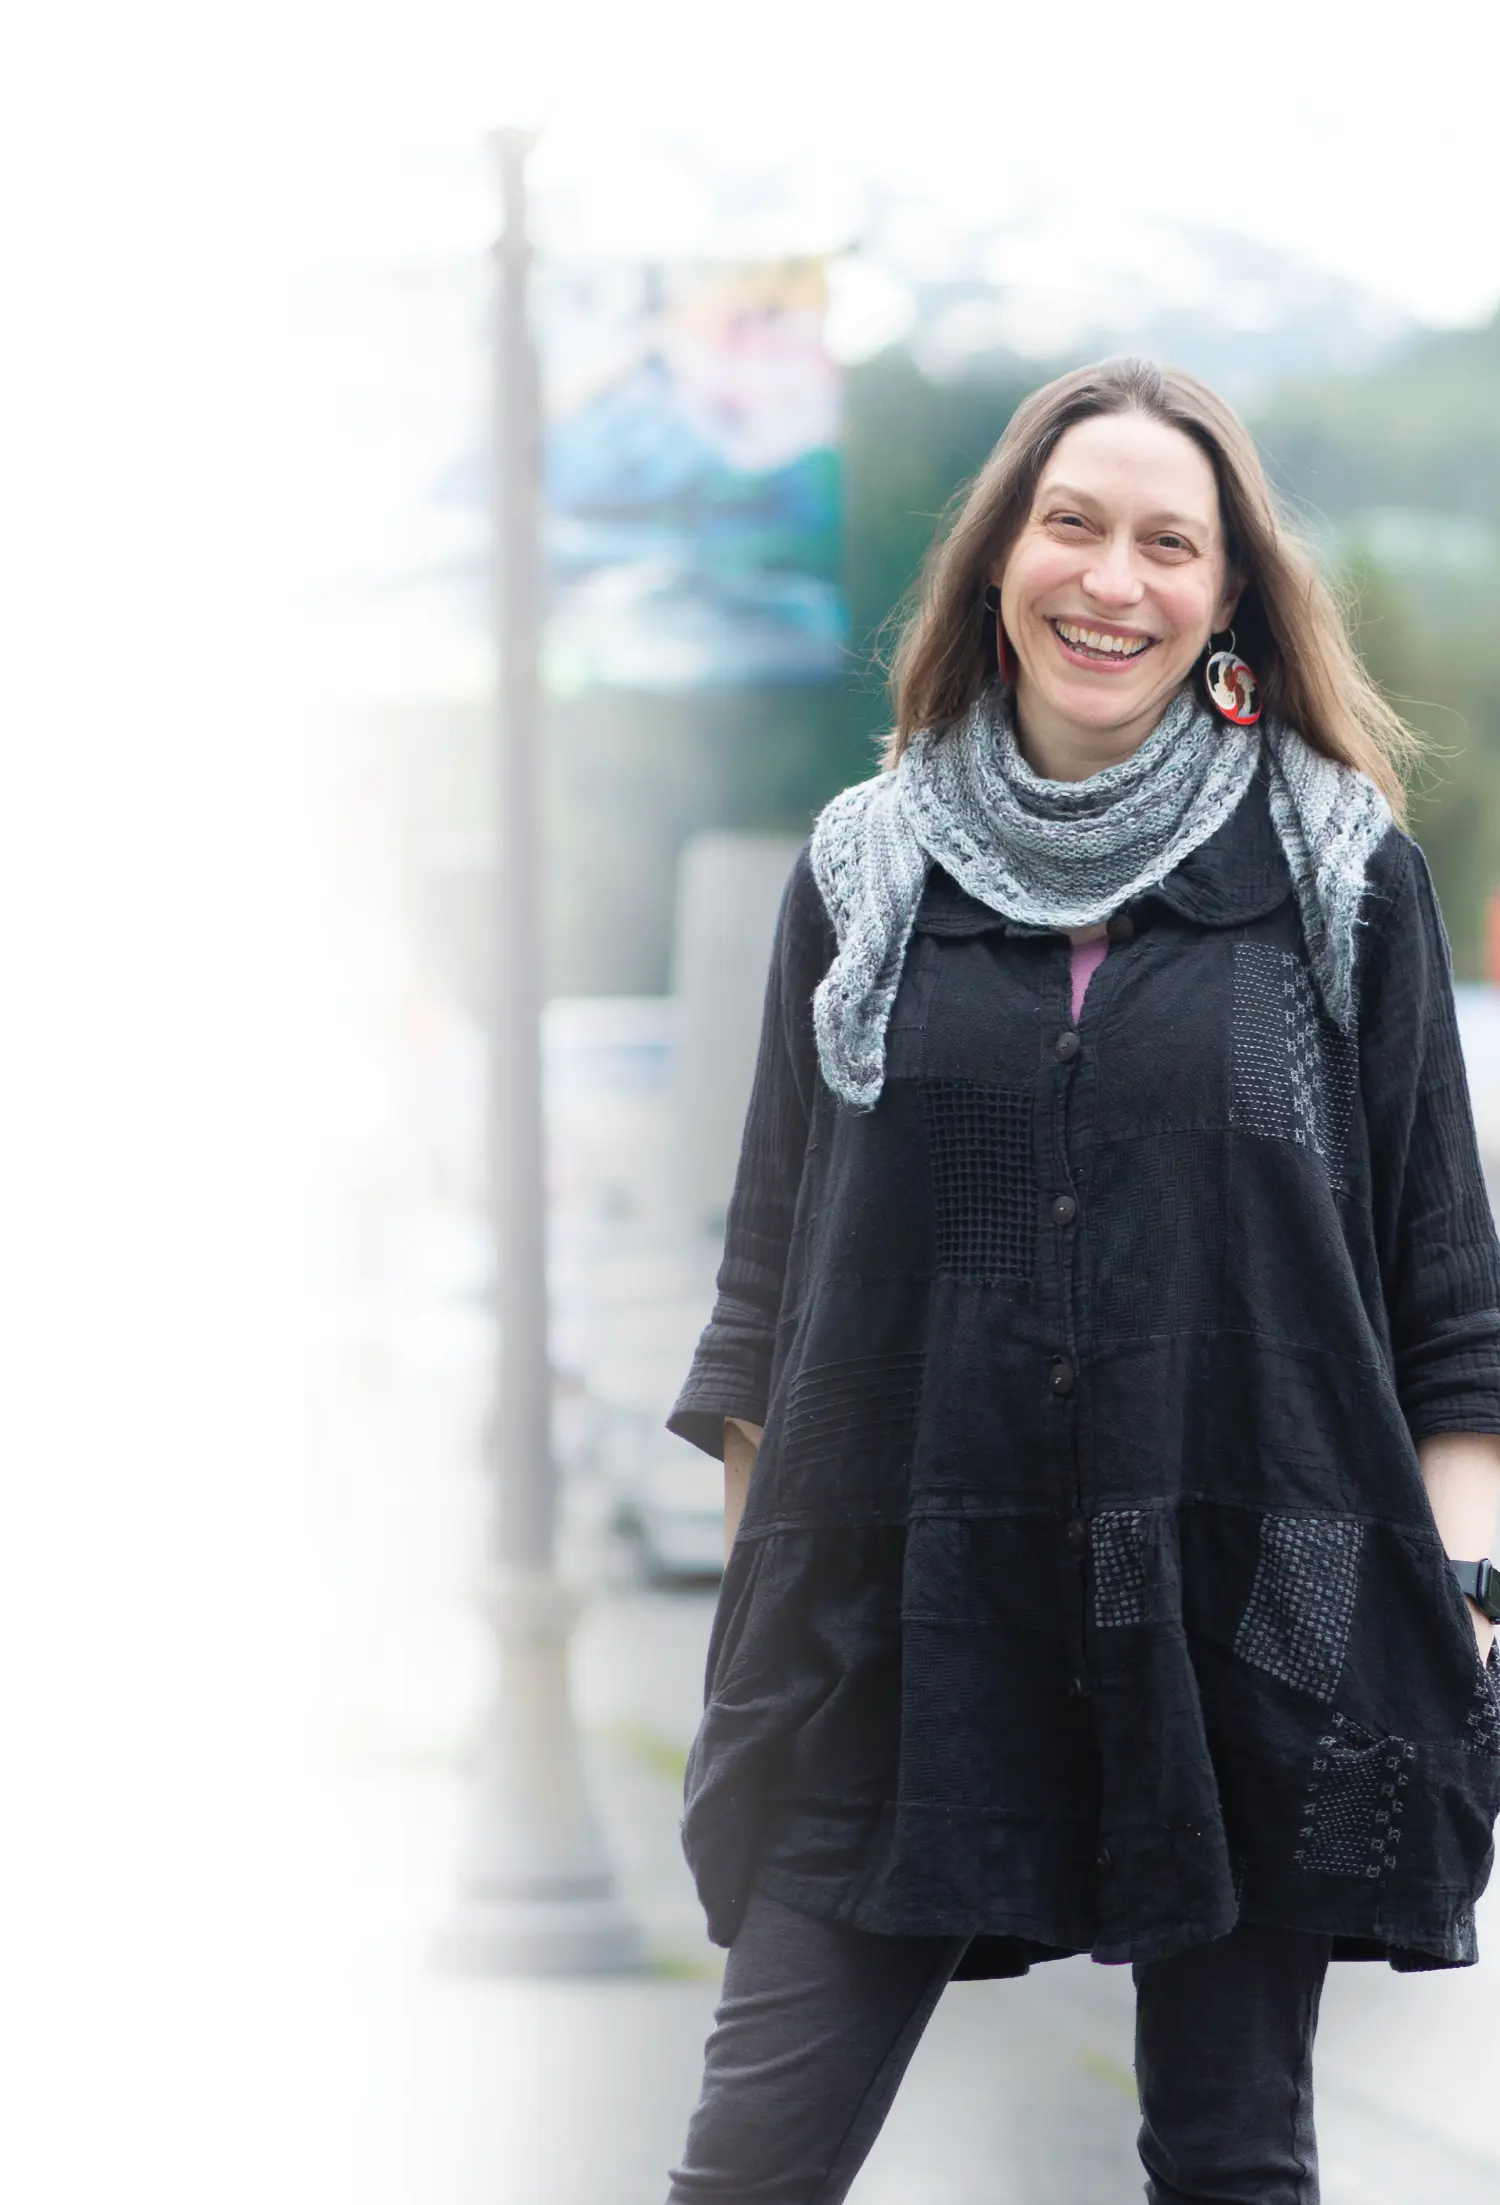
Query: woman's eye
1048 513 1088 532
1152 534 1193 553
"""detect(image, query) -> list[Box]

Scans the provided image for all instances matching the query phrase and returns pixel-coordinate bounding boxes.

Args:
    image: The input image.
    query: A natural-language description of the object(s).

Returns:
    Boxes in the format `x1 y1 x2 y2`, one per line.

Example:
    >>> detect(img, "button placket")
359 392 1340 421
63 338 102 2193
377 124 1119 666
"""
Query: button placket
1044 944 1089 1694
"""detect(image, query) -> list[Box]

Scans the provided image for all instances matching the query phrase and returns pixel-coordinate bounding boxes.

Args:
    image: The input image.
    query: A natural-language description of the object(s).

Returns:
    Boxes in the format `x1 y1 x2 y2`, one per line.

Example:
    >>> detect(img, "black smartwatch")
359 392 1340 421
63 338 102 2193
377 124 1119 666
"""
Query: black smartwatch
1451 1558 1500 1623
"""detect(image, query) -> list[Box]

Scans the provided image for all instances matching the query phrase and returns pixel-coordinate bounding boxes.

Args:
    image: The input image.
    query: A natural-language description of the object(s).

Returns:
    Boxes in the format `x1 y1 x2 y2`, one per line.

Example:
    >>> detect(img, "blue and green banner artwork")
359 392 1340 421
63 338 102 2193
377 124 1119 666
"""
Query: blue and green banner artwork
542 257 845 691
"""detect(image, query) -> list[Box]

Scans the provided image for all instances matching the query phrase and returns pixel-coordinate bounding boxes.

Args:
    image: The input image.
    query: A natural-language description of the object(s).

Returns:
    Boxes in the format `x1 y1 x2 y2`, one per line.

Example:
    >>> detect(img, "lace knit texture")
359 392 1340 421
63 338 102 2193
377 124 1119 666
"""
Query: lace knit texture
809 685 1392 1110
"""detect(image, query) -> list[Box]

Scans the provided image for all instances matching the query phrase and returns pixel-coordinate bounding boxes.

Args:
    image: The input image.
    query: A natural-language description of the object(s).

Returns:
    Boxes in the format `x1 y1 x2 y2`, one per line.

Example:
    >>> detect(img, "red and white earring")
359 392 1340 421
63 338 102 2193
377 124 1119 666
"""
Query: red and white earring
984 585 1018 684
1203 629 1262 726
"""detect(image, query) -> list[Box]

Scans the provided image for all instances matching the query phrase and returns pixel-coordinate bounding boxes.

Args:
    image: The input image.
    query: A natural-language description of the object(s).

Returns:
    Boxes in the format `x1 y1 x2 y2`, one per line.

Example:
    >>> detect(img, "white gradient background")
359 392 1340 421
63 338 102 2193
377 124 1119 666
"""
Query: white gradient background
3 3 1497 2199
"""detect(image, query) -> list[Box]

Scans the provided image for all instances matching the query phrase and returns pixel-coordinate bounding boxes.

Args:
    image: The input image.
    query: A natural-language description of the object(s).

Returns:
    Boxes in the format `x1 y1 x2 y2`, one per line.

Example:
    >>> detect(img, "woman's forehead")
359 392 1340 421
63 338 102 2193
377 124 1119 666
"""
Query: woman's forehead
1035 412 1222 524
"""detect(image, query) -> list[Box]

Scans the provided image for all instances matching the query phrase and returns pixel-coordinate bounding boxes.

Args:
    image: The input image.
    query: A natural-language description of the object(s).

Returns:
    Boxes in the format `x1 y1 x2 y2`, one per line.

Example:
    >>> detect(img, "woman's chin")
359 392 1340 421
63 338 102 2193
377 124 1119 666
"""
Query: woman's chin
1026 672 1177 737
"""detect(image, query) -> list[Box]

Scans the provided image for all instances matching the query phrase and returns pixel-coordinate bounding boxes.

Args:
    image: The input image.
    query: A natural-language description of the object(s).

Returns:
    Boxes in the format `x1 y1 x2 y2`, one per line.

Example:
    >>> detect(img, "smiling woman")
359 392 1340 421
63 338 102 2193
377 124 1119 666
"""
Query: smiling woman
993 412 1239 776
662 354 1500 2205
886 355 1417 803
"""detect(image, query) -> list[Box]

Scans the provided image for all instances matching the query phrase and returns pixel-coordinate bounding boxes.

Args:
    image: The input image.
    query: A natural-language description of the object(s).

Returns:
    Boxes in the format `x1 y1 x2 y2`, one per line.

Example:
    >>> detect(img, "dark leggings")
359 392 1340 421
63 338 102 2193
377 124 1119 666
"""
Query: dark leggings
667 1889 1331 2205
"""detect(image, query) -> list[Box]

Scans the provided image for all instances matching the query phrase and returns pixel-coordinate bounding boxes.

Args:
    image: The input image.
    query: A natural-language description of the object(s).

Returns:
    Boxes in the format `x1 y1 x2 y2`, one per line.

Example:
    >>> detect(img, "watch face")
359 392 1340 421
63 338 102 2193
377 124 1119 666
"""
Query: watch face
1479 1559 1500 1623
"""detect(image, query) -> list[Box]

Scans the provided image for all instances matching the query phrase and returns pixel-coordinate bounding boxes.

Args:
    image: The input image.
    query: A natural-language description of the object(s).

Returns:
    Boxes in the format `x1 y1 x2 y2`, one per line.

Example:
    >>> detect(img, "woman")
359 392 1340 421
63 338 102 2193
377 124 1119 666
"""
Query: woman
664 357 1500 2205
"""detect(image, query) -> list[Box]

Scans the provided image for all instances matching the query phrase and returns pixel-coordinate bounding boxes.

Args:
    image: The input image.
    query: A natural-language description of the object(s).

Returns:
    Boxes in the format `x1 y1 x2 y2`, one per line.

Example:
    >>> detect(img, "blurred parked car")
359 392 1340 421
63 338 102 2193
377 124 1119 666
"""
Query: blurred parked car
607 1428 725 1584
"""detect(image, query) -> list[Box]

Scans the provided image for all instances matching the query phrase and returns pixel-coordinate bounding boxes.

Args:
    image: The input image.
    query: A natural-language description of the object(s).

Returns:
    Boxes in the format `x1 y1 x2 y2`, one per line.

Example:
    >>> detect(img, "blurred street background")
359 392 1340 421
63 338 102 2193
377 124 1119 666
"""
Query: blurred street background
6 3 1500 2198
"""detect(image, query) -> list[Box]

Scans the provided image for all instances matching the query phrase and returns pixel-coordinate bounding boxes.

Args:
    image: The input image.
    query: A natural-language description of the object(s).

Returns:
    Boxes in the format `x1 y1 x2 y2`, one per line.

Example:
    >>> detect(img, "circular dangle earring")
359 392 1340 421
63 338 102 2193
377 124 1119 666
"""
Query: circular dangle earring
984 584 1018 684
1203 629 1262 726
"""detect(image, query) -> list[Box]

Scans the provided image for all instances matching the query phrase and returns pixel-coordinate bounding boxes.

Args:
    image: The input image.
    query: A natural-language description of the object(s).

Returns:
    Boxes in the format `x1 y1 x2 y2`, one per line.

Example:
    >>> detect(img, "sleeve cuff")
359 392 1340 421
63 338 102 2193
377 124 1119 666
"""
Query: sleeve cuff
667 1373 772 1459
1406 1403 1500 1444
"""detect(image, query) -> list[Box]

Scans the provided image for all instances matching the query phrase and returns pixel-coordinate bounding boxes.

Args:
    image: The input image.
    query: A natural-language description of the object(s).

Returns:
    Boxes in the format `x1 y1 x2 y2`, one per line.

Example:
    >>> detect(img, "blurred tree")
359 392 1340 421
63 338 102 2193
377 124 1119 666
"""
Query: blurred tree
1257 309 1500 524
1337 553 1500 976
1257 312 1500 974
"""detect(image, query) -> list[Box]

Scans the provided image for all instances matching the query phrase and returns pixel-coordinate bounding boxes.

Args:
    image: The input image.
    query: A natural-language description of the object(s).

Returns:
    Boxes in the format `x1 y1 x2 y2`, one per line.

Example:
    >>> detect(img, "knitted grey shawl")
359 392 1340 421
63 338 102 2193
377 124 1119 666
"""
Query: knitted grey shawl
809 685 1391 1111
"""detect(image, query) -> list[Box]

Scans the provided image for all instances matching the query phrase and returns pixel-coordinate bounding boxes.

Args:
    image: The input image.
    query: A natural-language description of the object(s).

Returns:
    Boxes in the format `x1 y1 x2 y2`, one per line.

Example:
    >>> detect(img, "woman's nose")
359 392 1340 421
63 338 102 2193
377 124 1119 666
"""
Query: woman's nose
1081 540 1144 606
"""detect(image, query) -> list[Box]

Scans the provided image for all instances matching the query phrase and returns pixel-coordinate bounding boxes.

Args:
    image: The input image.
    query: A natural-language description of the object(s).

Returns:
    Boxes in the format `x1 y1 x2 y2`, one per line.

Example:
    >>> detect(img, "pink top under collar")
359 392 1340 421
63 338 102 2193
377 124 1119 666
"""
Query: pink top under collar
1069 935 1109 1024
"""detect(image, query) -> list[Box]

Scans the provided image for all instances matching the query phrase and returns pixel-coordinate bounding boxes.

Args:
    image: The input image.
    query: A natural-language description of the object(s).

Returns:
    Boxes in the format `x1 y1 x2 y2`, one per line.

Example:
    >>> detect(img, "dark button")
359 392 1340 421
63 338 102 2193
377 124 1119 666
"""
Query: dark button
1066 1675 1087 1699
1050 1193 1078 1227
1096 1846 1113 1872
1065 1517 1087 1551
1053 1029 1081 1062
1049 1356 1075 1396
1106 910 1135 944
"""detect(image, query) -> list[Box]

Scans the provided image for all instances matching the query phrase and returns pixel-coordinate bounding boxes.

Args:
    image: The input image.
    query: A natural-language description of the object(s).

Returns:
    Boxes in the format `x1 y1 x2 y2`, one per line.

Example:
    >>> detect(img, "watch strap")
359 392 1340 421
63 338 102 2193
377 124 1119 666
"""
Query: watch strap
1450 1558 1500 1623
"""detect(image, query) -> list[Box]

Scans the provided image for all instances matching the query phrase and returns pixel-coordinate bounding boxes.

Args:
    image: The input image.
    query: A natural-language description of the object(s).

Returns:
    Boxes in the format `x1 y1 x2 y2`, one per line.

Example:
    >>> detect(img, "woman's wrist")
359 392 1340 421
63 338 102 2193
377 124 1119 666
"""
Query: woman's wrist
723 1418 763 1560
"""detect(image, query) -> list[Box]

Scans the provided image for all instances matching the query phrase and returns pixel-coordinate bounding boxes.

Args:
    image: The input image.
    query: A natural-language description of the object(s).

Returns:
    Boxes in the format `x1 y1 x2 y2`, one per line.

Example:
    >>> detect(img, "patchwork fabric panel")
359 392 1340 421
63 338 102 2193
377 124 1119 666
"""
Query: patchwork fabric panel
1462 1649 1500 1756
1235 1514 1364 1701
779 1350 925 1470
1294 1712 1415 1880
921 1080 1037 1283
1092 1510 1150 1627
1231 943 1358 1184
1088 1132 1226 1338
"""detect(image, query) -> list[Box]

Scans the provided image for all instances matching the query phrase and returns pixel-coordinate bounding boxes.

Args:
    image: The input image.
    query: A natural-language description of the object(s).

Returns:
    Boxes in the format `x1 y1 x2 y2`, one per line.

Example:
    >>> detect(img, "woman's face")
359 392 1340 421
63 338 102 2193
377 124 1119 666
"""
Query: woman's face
993 410 1241 768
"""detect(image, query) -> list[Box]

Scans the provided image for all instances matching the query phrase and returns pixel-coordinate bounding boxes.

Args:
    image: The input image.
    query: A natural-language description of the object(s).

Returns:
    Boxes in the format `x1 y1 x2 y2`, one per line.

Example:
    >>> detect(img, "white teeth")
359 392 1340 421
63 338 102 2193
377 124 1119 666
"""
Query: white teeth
1056 621 1147 657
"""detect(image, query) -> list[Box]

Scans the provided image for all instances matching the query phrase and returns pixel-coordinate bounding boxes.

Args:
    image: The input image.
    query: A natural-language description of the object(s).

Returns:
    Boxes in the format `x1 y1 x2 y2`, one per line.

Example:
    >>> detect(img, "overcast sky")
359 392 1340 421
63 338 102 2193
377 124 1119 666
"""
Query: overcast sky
501 0 1500 330
12 0 1499 328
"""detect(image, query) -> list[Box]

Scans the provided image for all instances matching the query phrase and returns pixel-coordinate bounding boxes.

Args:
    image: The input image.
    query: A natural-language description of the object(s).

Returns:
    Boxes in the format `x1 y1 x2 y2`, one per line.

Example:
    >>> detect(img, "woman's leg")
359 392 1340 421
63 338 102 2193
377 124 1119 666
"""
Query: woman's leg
666 1887 967 2205
1133 1921 1333 2205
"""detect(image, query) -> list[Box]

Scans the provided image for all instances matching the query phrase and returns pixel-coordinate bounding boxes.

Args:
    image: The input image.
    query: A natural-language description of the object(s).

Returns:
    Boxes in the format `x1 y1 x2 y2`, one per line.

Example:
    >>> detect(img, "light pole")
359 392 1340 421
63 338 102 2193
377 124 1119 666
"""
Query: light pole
437 127 644 1976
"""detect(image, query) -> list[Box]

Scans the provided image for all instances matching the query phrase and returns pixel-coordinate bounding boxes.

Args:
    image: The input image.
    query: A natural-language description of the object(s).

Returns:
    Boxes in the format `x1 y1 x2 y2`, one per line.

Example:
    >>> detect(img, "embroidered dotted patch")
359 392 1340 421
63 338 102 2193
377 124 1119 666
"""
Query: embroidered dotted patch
1462 1648 1500 1757
1092 1511 1150 1627
1294 1713 1414 1880
1231 943 1357 1183
921 1080 1037 1283
1235 1514 1364 1701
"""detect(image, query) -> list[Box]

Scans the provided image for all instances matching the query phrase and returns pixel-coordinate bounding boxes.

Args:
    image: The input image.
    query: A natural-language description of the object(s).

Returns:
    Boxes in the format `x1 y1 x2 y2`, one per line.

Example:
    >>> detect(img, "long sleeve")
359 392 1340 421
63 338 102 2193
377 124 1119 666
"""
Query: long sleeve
667 844 832 1458
1360 831 1500 1439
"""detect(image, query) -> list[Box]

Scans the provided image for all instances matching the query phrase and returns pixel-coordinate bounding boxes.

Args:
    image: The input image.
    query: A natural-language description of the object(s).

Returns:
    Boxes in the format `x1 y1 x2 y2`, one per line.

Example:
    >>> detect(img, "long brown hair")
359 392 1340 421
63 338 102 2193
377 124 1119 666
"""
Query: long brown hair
883 356 1417 817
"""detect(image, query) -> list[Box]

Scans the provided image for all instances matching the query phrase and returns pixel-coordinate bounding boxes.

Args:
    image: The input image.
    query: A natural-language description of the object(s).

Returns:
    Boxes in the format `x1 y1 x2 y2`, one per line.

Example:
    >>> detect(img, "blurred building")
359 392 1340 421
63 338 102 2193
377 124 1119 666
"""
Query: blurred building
1457 986 1500 1211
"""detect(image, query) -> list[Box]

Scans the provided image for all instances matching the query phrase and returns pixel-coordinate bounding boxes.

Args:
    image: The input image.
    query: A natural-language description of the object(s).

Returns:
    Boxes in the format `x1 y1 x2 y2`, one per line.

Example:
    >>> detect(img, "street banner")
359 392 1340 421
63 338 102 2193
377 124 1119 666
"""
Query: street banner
542 257 845 691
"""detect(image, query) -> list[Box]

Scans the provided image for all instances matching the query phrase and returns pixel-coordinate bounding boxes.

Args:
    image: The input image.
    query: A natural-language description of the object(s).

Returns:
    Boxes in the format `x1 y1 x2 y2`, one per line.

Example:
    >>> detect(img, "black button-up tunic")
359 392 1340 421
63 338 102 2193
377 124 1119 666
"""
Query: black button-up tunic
668 767 1500 1975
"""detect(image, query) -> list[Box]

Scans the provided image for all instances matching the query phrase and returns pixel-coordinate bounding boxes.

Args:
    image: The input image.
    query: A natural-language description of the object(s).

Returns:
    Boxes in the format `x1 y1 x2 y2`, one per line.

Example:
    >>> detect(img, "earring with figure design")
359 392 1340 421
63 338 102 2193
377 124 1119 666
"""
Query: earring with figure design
1203 629 1262 726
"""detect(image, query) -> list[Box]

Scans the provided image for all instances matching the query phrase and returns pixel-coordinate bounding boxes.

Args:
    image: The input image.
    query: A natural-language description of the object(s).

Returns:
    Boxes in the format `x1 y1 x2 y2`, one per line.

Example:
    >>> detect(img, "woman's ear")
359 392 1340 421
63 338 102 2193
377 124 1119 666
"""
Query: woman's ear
1213 572 1244 634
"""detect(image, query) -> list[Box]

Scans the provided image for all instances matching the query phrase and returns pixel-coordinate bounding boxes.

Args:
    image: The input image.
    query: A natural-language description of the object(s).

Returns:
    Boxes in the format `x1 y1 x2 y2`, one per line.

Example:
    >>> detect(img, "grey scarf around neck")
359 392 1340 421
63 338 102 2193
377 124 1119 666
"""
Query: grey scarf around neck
809 684 1392 1111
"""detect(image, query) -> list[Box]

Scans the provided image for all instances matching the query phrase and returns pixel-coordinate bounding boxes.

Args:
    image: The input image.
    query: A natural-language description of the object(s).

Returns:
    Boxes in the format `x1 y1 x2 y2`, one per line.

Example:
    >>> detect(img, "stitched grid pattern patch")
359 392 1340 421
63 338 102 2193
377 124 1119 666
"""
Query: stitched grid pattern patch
1462 1650 1500 1756
1295 1713 1415 1880
1092 1511 1150 1627
921 1080 1037 1283
1231 943 1358 1183
1235 1515 1364 1701
780 1351 925 1469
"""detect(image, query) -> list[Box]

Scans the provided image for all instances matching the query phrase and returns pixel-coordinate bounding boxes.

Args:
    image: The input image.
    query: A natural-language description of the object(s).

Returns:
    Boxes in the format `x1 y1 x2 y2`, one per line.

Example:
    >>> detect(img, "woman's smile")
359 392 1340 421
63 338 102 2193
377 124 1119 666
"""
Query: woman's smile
1047 617 1157 667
